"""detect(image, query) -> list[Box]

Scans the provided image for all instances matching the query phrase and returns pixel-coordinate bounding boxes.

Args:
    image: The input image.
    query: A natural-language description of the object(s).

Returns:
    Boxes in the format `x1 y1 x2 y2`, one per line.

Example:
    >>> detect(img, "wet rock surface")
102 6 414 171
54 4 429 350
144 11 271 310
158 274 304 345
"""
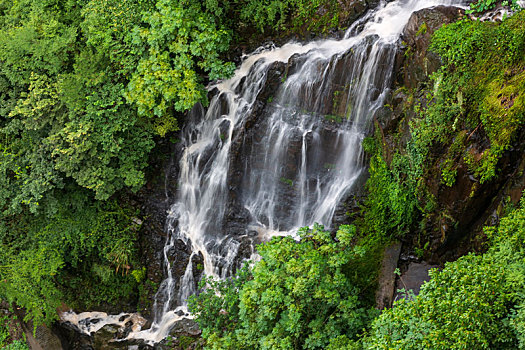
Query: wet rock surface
394 262 439 301
133 135 185 319
375 242 402 309
400 6 465 89
383 5 525 266
54 322 94 350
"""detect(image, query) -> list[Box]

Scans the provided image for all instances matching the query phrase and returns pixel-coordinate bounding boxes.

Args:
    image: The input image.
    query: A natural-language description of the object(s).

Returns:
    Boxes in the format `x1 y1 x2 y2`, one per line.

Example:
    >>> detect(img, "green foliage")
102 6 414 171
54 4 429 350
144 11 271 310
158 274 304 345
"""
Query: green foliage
0 315 11 348
126 0 234 136
2 340 29 350
358 16 525 348
131 267 147 283
280 177 294 187
361 13 525 251
190 224 378 350
0 192 141 325
0 0 155 207
188 265 252 348
430 13 525 184
240 0 336 32
467 0 522 13
0 0 251 327
324 114 343 123
365 198 525 349
0 0 352 330
361 132 419 241
0 313 27 350
441 131 467 187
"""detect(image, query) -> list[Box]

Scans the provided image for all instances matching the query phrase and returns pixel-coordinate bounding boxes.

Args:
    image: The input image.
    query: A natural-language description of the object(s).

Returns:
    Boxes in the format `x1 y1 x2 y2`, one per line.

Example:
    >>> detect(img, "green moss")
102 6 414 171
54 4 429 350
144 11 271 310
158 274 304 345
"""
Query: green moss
359 12 525 261
416 22 428 36
471 69 525 183
428 13 525 184
441 130 467 187
279 177 293 187
178 335 199 349
324 114 343 123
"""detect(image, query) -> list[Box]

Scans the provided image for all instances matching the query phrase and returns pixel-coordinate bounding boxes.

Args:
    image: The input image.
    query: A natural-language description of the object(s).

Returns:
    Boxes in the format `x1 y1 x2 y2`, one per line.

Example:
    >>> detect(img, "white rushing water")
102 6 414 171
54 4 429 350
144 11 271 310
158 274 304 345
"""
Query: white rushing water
61 0 467 345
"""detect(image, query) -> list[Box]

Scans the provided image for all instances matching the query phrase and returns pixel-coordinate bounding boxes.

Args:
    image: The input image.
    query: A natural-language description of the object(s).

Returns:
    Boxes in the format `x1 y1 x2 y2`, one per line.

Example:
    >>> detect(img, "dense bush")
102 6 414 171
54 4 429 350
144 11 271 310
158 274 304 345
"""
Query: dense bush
365 197 525 349
468 0 522 13
189 224 380 350
361 131 420 241
0 192 141 325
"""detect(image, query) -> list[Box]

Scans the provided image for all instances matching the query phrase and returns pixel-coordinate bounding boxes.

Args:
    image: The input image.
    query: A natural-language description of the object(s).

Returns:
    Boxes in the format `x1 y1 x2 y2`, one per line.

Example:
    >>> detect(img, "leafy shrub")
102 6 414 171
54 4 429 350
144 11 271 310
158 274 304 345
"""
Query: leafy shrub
0 192 141 325
468 0 522 13
365 197 525 349
190 224 378 350
126 0 235 136
0 314 27 350
2 340 29 350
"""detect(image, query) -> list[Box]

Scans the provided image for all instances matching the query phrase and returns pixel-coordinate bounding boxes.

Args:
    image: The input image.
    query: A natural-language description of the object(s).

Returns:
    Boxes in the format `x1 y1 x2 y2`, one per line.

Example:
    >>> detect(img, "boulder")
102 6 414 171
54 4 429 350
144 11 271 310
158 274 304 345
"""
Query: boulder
400 6 465 89
375 242 402 309
394 262 439 301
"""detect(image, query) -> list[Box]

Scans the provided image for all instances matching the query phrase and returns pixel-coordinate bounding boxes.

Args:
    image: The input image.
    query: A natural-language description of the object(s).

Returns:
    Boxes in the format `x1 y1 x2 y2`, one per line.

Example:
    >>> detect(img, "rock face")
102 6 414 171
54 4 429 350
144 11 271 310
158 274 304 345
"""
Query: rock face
394 262 439 301
8 306 66 350
375 242 402 309
133 135 185 319
400 6 465 89
382 5 525 266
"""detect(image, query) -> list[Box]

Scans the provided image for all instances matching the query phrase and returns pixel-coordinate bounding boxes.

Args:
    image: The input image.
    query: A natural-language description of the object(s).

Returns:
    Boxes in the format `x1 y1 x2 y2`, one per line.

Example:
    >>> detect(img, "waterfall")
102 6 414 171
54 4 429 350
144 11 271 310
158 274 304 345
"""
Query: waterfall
61 0 467 344
139 0 467 342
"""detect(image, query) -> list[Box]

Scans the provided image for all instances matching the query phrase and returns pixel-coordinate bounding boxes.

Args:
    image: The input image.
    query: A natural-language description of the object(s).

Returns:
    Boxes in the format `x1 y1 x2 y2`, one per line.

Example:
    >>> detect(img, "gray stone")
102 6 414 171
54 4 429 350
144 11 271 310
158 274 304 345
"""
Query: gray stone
33 325 64 350
394 262 439 302
375 241 402 309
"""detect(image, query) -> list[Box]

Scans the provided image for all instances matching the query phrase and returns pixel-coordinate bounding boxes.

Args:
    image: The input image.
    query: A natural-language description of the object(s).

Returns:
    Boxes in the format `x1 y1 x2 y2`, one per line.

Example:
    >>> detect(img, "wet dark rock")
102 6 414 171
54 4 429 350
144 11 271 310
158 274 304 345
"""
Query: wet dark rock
373 105 394 132
153 319 203 350
286 53 309 78
166 240 192 281
383 5 525 267
340 0 368 28
190 252 205 286
376 242 402 310
256 61 286 104
169 319 201 337
233 236 258 269
399 6 465 89
125 130 185 319
222 203 252 237
53 321 94 350
394 262 439 301
331 177 369 229
431 129 525 262
93 325 119 350
116 321 134 339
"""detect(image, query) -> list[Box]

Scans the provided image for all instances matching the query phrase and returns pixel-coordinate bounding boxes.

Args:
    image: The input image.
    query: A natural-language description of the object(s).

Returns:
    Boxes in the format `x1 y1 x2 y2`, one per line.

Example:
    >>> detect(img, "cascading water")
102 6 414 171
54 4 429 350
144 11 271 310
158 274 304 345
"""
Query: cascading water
61 0 467 345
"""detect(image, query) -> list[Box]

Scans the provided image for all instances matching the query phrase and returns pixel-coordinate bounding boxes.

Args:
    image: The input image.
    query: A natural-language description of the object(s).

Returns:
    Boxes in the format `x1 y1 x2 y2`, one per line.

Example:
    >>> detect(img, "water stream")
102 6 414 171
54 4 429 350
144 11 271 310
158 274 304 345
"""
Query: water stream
62 0 467 345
